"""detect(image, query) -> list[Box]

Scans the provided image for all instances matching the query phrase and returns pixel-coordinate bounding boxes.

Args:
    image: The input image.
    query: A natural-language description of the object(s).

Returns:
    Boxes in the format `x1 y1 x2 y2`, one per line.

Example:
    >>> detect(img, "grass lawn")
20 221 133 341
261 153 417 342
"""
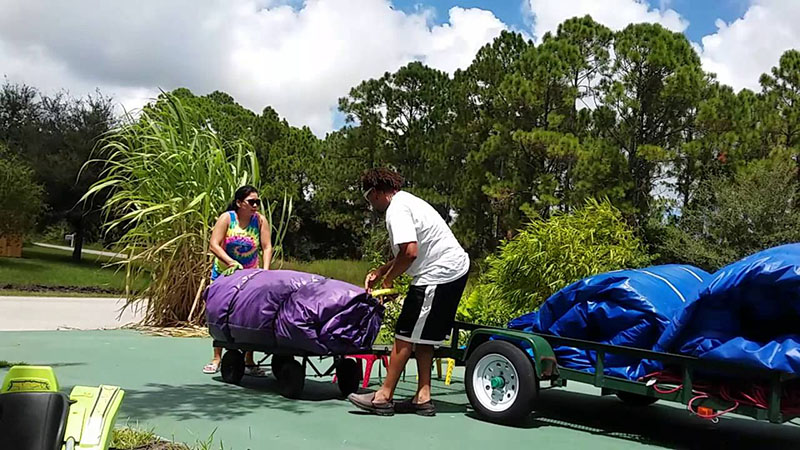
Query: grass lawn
0 245 374 296
278 258 372 286
0 245 133 294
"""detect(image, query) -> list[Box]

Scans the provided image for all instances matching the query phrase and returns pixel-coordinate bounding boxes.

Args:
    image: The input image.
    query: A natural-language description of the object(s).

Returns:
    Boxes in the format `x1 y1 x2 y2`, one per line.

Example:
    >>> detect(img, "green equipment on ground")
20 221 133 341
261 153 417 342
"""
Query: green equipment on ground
0 365 124 450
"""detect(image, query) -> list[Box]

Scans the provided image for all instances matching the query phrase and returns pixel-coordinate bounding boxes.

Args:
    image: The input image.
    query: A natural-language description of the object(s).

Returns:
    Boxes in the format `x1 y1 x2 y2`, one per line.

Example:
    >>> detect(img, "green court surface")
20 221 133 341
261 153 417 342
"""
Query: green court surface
1 330 798 449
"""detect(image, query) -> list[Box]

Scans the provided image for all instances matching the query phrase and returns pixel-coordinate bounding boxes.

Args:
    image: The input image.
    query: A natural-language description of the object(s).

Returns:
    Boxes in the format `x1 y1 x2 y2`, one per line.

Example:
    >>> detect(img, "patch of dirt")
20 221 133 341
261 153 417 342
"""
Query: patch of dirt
0 284 123 294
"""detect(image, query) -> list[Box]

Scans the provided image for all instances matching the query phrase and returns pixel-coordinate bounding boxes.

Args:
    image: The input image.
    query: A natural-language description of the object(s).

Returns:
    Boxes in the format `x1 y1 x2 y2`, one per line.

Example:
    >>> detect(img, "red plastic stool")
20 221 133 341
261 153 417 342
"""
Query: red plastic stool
334 354 390 388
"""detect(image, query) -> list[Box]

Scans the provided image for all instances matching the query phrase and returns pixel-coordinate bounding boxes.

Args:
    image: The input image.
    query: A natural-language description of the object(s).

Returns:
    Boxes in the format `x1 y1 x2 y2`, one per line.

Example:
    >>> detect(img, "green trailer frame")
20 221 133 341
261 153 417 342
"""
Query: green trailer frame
443 321 799 425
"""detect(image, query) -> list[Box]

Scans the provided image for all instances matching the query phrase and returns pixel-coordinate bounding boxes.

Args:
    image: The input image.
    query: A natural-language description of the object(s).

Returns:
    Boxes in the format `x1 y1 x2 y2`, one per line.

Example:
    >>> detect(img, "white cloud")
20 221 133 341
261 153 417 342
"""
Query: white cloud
696 0 800 91
0 0 505 135
527 0 687 42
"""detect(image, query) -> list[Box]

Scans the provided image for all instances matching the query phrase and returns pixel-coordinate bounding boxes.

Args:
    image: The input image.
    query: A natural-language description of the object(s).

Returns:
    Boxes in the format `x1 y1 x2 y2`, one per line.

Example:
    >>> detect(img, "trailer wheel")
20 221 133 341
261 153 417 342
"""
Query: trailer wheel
221 350 245 385
616 391 658 406
278 360 305 399
336 358 361 396
466 340 537 424
271 355 294 380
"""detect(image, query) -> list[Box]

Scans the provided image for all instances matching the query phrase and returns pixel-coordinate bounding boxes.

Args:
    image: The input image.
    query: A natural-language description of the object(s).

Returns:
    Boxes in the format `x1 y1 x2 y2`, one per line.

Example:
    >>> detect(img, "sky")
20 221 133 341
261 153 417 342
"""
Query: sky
0 0 797 136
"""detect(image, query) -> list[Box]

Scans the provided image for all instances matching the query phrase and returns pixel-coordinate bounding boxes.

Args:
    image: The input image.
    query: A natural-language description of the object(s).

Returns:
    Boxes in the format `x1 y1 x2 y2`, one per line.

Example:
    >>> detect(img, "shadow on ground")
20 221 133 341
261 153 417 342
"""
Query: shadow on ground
467 388 800 449
121 374 350 421
119 365 800 449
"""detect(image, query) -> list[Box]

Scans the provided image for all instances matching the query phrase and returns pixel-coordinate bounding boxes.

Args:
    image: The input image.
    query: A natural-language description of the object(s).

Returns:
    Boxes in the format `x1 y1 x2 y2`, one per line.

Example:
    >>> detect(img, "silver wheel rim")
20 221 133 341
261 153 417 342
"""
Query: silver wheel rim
472 353 520 412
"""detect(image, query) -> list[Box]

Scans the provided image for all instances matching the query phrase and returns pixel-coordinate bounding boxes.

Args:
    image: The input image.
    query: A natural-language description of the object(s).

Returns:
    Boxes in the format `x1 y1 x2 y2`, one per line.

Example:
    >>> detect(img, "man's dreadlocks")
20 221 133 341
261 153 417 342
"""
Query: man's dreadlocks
361 167 405 192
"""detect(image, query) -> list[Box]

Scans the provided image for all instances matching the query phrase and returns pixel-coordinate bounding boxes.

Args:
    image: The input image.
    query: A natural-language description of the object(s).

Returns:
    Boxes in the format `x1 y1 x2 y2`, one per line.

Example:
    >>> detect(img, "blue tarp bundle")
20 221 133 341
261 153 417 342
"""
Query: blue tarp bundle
655 244 800 374
508 264 711 380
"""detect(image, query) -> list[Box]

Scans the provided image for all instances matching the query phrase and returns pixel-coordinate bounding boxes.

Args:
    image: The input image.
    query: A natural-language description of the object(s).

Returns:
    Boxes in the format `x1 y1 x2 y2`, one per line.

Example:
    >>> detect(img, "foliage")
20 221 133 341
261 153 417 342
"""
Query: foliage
83 93 291 326
658 151 800 271
0 147 44 236
0 82 116 260
8 17 800 298
111 426 223 450
462 199 651 326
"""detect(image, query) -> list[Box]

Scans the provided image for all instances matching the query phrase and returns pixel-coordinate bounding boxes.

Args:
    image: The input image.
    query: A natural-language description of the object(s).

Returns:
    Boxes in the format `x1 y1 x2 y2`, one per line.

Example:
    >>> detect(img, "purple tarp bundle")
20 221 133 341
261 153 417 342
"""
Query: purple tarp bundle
205 269 385 354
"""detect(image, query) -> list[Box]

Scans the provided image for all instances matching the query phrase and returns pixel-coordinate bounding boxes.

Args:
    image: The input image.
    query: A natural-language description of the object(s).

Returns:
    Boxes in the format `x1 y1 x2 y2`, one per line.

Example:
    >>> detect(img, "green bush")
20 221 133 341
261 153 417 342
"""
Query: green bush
0 148 45 236
461 199 652 326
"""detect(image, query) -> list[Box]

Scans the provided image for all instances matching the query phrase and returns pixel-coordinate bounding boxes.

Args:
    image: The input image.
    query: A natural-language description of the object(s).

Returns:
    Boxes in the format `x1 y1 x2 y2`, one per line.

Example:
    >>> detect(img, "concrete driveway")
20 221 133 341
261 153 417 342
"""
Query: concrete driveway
0 296 145 330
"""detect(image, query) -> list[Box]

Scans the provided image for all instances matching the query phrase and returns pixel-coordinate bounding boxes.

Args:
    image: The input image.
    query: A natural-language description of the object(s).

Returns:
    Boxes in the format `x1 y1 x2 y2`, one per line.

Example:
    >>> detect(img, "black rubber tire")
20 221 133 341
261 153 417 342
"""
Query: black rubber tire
465 340 537 424
616 391 658 407
336 358 361 396
278 360 305 399
271 355 294 380
221 350 245 385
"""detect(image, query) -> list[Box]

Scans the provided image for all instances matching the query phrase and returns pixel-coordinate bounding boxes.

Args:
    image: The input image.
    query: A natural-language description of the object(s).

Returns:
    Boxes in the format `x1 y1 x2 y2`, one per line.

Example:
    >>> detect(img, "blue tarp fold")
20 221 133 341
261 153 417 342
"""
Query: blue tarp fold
655 244 800 374
508 264 711 379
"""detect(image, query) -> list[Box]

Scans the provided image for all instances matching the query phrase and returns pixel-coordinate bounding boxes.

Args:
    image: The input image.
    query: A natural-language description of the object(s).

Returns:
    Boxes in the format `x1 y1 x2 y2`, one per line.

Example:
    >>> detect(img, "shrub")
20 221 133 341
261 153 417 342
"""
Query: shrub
0 147 45 236
462 199 652 326
84 94 291 326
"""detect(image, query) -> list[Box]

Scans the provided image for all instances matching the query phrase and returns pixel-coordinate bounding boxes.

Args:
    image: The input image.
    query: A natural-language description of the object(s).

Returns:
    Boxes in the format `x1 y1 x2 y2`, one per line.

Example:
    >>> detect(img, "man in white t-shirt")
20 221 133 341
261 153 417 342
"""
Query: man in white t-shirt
348 168 470 417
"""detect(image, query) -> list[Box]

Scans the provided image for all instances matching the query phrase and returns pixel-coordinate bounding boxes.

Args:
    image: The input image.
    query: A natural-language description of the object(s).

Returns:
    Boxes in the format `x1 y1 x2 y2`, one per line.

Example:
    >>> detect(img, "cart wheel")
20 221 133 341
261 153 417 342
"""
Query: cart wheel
465 340 537 424
616 391 658 407
336 358 361 396
271 355 294 380
221 350 245 385
278 360 305 399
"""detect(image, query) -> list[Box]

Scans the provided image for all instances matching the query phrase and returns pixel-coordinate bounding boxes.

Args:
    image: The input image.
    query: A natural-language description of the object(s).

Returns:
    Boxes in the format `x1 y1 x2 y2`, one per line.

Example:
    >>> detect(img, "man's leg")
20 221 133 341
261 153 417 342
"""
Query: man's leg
414 344 434 403
374 338 413 403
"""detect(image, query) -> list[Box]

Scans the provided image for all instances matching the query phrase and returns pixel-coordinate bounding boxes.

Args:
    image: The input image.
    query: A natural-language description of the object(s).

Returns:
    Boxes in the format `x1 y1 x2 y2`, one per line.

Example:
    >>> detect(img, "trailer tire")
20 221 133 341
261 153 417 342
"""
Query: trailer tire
466 340 537 424
336 358 361 396
616 391 658 406
271 355 294 380
221 350 245 385
278 360 305 399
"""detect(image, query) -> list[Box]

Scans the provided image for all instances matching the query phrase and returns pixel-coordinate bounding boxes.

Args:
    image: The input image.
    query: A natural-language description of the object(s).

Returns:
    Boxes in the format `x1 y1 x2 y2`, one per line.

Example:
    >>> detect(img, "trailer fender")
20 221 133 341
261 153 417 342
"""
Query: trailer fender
465 329 559 379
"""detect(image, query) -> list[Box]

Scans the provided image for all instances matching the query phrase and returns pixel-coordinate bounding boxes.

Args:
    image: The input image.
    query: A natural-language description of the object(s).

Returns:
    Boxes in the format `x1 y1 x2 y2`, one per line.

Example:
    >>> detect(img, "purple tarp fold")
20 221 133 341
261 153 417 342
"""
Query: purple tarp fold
205 269 384 354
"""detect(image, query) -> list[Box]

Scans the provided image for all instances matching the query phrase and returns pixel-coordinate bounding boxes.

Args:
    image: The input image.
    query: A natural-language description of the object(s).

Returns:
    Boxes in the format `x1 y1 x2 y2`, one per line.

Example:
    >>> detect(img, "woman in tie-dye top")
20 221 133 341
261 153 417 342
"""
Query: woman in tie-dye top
203 185 272 375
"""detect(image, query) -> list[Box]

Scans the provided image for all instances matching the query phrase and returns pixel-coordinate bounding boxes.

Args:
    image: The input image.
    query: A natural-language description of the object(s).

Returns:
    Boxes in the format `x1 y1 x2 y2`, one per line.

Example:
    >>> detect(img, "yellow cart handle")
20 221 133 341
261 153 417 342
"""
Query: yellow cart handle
370 288 399 297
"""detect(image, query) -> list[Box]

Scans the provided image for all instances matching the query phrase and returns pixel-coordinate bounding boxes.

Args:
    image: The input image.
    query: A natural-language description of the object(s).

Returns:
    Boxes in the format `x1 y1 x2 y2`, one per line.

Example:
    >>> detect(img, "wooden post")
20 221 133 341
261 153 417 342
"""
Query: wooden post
0 234 22 258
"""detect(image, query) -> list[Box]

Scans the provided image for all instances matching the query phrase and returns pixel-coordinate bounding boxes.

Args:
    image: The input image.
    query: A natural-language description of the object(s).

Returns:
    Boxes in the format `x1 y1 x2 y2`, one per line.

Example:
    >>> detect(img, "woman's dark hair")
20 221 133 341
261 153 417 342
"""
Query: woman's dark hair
360 167 404 193
226 185 259 212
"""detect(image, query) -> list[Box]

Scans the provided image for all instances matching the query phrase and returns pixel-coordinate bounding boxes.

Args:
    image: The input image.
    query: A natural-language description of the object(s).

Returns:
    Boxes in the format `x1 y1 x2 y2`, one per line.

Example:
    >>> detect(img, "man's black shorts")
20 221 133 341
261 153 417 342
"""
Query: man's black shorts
395 272 469 346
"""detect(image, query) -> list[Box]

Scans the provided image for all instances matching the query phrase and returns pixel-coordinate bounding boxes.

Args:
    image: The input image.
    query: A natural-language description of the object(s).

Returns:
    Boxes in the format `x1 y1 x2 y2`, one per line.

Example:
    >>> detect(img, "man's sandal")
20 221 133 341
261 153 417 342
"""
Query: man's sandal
244 365 266 377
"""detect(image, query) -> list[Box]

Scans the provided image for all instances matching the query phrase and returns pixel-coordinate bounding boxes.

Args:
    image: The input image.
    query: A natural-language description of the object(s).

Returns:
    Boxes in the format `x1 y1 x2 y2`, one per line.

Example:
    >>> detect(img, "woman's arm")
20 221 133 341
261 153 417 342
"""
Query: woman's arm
209 213 237 267
258 213 273 269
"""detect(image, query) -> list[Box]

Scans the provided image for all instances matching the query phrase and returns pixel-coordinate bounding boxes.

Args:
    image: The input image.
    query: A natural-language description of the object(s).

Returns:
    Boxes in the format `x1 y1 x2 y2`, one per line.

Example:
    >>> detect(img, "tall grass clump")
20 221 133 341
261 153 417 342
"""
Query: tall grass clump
83 93 291 326
461 199 652 326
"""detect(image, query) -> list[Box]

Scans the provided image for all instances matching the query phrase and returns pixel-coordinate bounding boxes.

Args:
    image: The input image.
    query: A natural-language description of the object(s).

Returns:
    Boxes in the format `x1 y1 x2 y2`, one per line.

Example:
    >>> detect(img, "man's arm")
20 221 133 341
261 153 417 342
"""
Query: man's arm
365 258 394 290
381 242 418 289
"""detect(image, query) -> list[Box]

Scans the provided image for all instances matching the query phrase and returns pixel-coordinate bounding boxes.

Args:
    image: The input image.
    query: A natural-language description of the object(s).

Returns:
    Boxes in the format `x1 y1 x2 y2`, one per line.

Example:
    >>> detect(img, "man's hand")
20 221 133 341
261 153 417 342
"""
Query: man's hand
364 270 381 291
380 277 394 290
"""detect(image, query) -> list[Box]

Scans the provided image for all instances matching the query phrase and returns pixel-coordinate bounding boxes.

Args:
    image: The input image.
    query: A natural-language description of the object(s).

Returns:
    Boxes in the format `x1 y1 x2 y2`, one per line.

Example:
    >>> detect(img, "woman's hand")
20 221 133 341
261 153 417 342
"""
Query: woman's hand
222 261 243 276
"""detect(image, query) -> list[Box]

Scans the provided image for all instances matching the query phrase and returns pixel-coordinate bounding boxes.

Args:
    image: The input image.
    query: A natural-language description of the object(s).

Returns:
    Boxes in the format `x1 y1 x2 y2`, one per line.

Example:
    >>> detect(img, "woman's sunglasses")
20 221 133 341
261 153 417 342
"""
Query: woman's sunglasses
246 199 261 207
